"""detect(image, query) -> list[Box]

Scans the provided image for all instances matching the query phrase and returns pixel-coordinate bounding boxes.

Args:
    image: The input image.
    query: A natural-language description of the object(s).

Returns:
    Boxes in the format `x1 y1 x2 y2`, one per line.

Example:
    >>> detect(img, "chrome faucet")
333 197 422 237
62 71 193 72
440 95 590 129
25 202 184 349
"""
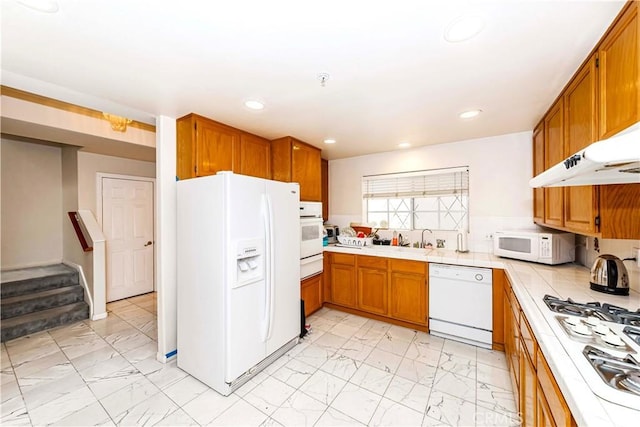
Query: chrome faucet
420 229 432 248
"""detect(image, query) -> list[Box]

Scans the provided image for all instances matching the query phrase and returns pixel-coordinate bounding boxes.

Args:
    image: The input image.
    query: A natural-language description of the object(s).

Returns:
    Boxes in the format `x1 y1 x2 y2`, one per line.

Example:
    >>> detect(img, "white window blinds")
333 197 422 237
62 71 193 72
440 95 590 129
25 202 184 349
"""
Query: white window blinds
362 167 469 199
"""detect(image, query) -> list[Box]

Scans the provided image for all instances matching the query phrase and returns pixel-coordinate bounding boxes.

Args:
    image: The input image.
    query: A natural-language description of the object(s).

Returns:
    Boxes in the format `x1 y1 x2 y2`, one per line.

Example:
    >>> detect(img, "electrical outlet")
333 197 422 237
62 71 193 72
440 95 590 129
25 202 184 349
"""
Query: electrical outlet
634 247 640 268
485 233 493 240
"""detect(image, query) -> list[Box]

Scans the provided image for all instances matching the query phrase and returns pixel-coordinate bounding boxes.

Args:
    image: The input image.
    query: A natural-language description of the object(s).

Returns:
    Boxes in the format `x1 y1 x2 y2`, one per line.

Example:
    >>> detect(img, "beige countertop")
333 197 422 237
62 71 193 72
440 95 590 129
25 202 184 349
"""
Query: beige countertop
323 244 640 425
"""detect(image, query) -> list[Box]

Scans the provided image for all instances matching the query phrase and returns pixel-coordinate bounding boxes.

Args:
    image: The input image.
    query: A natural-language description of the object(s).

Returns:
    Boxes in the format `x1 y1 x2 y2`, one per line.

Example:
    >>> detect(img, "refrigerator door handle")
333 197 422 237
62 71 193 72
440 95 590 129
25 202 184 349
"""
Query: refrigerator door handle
261 194 276 342
266 194 276 340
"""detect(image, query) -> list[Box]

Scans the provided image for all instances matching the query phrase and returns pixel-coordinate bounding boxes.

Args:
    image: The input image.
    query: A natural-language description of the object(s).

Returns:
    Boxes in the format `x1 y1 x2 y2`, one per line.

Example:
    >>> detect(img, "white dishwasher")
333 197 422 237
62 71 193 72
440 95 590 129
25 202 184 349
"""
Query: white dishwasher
429 263 493 349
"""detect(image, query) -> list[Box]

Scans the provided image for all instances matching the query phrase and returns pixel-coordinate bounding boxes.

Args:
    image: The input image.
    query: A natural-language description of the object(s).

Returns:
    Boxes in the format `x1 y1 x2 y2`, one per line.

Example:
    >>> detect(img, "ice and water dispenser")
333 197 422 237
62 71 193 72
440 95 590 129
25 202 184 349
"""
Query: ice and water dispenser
234 239 264 287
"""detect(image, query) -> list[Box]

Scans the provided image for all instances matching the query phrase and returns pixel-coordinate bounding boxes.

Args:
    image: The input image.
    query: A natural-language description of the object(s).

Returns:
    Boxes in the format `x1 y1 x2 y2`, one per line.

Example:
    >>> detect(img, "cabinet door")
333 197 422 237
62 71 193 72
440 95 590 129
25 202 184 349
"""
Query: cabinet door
330 264 357 308
563 57 599 234
544 99 564 227
323 255 331 302
536 384 557 427
503 288 517 404
321 158 329 221
357 267 388 315
532 122 545 224
520 346 538 427
240 133 271 179
195 118 240 177
520 337 536 427
599 184 640 239
301 274 323 317
598 2 639 138
389 271 426 325
537 348 574 427
292 141 322 202
492 269 505 350
505 286 521 405
177 115 195 180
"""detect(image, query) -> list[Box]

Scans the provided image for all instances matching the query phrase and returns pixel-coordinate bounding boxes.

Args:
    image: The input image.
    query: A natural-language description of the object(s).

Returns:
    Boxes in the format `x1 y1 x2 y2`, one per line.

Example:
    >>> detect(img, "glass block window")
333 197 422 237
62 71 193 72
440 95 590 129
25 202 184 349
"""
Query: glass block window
362 167 469 231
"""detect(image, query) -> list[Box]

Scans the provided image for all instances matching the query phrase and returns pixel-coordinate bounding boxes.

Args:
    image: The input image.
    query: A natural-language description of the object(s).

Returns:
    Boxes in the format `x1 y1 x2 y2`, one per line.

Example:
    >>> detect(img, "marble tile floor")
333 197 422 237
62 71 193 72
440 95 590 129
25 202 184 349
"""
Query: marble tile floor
1 296 519 426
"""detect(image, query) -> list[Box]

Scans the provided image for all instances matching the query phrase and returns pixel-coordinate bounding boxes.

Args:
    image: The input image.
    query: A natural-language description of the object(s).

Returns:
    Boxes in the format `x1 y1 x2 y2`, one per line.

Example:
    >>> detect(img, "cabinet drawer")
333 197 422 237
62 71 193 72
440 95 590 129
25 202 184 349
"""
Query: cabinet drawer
358 255 388 269
509 288 521 326
391 259 426 274
332 253 356 266
520 315 537 365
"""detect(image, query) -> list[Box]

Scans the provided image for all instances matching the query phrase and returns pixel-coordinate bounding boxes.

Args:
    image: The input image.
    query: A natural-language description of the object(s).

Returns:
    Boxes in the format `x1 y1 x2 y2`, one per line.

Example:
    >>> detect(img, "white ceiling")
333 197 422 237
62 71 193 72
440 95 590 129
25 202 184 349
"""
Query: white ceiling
0 0 625 160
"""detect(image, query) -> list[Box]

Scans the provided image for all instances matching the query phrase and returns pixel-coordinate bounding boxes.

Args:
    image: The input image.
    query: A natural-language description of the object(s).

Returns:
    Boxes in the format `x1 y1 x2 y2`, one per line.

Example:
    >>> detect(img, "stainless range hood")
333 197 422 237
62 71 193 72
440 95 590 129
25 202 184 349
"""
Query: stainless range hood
530 122 640 188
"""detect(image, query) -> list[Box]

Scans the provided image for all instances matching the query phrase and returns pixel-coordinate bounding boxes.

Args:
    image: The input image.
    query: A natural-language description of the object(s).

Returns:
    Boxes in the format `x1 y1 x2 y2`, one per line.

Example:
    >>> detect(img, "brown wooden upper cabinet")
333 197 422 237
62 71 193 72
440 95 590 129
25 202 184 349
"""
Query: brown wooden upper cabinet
598 2 639 139
532 122 545 225
176 113 271 181
543 99 564 228
532 1 639 239
271 136 322 202
321 158 329 221
239 133 271 179
563 56 599 235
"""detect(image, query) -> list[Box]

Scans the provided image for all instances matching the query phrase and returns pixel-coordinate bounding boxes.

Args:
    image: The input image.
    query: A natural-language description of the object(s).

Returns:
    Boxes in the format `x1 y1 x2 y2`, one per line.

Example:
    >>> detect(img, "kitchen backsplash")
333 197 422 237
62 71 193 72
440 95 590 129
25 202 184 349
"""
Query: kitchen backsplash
576 235 640 294
329 214 535 253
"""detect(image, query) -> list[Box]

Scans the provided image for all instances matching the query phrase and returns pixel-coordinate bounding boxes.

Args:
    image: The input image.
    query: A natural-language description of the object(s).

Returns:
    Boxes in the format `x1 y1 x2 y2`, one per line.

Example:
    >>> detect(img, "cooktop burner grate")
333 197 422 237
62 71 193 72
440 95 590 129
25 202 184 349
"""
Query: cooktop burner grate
583 345 640 397
620 372 640 394
624 326 640 346
544 295 640 325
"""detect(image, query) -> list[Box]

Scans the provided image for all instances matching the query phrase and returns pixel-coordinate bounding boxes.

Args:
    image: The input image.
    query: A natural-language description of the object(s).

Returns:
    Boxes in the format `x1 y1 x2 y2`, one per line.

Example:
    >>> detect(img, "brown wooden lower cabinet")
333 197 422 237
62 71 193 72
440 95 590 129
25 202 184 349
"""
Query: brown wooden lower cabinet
520 314 539 427
325 253 427 329
504 274 576 427
329 253 357 308
537 348 576 427
536 383 556 427
389 260 427 325
492 269 505 351
301 274 323 317
357 256 388 315
504 283 521 406
520 336 537 427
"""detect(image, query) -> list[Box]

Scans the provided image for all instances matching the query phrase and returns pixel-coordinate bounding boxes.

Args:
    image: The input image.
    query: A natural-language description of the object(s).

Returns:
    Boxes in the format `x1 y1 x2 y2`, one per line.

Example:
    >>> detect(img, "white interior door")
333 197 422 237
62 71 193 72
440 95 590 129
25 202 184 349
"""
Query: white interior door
103 177 154 302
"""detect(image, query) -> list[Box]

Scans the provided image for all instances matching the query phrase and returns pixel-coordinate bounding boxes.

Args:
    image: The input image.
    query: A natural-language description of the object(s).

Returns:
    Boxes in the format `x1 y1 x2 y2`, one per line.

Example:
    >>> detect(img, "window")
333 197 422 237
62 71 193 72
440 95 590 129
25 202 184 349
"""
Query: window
362 167 469 231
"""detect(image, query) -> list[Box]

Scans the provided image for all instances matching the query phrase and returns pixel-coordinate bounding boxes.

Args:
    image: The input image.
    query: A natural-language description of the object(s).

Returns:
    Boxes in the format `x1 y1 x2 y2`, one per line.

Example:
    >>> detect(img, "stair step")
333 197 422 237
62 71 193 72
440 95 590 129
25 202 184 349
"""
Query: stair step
1 285 85 320
1 302 89 343
1 265 78 298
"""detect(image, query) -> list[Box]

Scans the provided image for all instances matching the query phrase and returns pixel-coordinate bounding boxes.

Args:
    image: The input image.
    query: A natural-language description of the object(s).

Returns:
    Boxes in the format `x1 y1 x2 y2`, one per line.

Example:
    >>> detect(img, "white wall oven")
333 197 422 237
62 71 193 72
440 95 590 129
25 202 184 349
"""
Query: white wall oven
299 202 323 279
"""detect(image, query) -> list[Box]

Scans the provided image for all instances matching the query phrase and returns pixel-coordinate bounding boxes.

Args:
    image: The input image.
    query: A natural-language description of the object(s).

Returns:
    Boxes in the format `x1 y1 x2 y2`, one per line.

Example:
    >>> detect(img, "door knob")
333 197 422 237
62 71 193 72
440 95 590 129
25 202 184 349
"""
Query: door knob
144 241 153 247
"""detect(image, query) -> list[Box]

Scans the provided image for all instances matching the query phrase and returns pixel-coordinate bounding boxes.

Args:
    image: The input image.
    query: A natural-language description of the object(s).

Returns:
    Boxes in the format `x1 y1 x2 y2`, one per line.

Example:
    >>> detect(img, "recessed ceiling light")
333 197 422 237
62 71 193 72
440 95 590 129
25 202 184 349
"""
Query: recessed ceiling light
244 100 264 110
16 0 59 13
398 142 411 149
459 109 482 119
444 15 485 43
324 138 336 144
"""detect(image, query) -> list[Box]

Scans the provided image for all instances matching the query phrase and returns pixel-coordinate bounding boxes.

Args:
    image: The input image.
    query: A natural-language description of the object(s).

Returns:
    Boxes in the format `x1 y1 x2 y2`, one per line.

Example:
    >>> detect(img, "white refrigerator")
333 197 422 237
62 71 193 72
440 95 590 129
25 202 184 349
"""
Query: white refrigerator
176 172 301 396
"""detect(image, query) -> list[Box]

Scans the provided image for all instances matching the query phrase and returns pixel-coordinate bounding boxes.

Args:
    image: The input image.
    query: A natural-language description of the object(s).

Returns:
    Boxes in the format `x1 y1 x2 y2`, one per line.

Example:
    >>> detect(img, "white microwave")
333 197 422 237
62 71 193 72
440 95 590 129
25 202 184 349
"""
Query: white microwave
493 230 575 265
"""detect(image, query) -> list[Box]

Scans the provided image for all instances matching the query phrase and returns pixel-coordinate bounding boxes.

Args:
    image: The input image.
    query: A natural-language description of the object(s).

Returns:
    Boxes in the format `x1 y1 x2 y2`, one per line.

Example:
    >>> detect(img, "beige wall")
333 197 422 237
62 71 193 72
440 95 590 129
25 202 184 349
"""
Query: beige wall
0 138 156 272
1 137 63 269
77 151 156 215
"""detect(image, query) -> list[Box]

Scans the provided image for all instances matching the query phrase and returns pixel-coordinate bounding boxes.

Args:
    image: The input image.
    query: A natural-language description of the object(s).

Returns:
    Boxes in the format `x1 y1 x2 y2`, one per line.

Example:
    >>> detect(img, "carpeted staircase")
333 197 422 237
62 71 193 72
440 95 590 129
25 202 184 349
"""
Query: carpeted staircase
1 264 89 342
